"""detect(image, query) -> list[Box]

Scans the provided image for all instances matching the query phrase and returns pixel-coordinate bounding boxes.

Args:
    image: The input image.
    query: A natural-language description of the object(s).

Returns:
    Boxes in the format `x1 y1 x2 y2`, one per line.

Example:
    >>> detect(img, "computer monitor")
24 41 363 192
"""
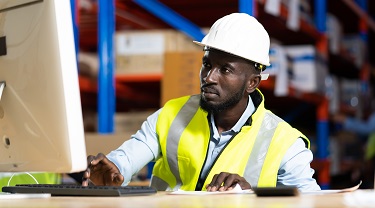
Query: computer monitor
0 0 87 173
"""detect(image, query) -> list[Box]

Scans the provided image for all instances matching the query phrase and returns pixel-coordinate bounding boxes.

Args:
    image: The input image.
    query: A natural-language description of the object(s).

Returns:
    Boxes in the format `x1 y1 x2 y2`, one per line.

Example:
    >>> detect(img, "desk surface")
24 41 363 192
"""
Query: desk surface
0 191 374 208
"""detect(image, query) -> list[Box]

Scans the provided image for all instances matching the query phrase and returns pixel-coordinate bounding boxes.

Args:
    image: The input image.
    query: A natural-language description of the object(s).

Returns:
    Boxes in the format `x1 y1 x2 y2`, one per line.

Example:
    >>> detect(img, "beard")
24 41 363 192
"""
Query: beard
200 84 246 114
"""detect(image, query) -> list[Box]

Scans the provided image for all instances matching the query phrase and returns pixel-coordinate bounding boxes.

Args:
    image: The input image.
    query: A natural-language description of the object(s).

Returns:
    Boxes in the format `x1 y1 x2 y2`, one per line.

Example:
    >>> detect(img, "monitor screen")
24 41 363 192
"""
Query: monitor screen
0 0 87 173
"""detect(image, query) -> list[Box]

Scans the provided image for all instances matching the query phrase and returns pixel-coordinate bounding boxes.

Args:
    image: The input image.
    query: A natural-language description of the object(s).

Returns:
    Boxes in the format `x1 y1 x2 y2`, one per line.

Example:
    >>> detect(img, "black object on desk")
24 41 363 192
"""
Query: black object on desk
253 186 299 196
2 184 157 197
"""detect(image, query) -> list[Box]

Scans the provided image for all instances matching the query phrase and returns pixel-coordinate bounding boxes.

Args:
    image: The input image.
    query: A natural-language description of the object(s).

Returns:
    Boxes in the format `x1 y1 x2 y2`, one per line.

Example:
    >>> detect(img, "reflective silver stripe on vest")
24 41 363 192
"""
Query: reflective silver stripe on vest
150 175 170 191
166 95 201 187
243 112 282 187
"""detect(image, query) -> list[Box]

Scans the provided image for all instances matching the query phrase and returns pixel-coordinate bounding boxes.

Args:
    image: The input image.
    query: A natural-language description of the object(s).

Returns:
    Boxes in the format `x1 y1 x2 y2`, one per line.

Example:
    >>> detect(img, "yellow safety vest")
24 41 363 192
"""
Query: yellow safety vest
152 89 309 191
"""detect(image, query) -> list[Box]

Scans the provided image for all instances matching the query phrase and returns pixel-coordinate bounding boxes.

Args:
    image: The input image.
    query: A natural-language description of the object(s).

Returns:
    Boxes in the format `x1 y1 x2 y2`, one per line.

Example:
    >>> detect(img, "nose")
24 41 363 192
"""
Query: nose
202 68 218 83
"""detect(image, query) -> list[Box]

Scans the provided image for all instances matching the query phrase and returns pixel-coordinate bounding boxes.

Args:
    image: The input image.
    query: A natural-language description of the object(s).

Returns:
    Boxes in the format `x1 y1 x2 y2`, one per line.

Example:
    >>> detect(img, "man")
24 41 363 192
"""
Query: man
332 110 375 188
82 13 321 192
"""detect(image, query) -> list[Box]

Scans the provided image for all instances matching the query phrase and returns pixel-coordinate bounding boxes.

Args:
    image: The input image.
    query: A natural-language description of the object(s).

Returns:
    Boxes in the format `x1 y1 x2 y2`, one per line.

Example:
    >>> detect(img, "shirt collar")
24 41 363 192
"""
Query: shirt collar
210 95 256 135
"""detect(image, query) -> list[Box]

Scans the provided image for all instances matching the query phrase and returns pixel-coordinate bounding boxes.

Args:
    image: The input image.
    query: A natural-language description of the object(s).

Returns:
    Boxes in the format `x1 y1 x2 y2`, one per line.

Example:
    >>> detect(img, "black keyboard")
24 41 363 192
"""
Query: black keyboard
2 184 157 197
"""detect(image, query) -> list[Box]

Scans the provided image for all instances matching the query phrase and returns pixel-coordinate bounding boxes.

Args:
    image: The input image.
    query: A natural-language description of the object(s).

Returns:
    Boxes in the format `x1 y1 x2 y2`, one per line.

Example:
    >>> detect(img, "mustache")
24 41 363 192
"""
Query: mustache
201 84 219 94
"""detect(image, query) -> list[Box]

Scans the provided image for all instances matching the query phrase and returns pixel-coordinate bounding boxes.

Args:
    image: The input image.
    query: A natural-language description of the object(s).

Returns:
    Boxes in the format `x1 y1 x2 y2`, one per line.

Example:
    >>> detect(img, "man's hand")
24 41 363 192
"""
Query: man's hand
82 153 124 186
206 172 251 191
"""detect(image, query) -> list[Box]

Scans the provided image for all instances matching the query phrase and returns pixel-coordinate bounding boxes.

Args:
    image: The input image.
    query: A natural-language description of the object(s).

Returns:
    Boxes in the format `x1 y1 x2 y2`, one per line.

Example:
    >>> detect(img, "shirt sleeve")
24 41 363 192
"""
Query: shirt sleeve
277 138 321 191
106 109 162 186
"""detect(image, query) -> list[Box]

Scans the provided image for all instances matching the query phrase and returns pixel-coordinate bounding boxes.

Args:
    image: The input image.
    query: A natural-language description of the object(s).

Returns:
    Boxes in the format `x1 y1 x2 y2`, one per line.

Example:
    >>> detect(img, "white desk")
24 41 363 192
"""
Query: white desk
0 190 374 208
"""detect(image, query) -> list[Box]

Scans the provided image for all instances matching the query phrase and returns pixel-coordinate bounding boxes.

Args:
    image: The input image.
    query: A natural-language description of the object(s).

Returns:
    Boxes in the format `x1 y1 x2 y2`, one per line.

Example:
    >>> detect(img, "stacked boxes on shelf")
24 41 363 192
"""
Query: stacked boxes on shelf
162 51 204 105
115 29 204 105
267 44 329 94
115 29 202 75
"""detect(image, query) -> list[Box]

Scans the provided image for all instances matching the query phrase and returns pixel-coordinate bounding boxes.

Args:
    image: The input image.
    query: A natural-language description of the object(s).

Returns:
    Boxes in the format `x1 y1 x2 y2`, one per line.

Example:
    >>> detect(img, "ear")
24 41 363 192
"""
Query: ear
246 74 261 93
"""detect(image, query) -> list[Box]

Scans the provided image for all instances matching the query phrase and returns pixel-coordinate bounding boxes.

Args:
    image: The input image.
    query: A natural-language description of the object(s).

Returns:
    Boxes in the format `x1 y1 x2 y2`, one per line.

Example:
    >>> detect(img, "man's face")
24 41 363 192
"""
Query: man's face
199 49 257 113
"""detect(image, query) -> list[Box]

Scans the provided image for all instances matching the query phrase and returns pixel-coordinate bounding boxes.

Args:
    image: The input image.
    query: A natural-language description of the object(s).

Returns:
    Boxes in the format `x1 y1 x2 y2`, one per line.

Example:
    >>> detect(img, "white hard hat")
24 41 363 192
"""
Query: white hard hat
194 13 270 68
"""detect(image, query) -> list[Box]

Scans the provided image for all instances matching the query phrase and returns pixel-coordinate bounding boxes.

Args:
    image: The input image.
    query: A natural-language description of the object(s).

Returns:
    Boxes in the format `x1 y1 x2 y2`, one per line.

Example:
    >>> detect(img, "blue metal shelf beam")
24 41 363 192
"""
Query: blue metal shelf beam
314 0 330 189
314 0 328 160
133 0 205 41
315 0 326 32
239 0 255 16
357 0 368 42
98 0 116 133
70 0 79 63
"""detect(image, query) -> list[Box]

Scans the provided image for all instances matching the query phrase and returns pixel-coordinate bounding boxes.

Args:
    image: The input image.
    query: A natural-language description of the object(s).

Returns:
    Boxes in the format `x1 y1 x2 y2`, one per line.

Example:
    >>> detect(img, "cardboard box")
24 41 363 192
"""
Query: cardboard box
115 30 202 75
116 54 164 75
161 51 204 105
284 45 328 93
85 133 131 155
114 111 154 133
82 110 154 134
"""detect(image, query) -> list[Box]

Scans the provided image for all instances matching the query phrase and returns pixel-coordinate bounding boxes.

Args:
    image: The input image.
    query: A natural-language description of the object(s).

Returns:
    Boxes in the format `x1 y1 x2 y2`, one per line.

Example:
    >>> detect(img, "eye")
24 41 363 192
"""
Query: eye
220 67 232 74
202 61 211 68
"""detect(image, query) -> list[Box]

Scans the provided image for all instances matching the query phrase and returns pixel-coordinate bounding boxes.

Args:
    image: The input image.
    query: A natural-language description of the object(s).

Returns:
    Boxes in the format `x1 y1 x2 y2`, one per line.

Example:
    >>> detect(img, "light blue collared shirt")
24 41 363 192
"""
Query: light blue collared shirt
107 95 321 191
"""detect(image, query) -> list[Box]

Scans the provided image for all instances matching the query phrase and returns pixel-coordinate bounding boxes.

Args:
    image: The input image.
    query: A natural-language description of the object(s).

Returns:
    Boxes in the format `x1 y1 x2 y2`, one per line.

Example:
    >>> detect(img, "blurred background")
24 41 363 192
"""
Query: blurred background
74 0 375 190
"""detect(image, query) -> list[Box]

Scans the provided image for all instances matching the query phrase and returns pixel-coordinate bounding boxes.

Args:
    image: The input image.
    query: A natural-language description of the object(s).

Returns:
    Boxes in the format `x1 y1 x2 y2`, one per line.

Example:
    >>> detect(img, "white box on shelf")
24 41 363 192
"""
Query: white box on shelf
266 45 284 76
326 13 343 55
284 45 328 93
342 35 366 68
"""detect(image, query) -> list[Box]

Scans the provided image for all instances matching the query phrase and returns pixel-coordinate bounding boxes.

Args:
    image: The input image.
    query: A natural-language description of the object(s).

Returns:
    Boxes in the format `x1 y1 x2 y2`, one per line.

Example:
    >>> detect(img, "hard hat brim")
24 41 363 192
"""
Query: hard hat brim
193 41 269 80
193 40 270 67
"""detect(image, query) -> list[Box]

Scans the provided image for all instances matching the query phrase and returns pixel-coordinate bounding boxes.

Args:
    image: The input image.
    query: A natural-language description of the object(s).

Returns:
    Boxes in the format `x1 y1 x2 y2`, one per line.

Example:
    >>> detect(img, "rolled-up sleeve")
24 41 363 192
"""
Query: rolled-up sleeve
106 109 161 185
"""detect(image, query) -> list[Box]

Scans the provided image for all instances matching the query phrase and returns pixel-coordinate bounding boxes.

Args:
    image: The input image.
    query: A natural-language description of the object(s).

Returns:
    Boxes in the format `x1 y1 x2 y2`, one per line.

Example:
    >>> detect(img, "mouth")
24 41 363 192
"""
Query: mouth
201 86 219 97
